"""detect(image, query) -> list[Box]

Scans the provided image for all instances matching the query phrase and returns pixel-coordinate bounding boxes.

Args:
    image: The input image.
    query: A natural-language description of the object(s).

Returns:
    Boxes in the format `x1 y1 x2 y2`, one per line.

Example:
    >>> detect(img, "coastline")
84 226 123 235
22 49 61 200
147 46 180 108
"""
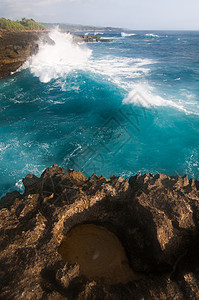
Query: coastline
0 29 112 79
1 164 199 299
0 30 46 79
1 27 199 299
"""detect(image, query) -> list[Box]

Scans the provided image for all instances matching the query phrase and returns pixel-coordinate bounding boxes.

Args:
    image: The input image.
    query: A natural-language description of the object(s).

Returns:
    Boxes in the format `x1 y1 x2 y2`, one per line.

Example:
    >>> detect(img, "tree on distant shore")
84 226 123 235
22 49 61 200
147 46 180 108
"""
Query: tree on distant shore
0 17 46 31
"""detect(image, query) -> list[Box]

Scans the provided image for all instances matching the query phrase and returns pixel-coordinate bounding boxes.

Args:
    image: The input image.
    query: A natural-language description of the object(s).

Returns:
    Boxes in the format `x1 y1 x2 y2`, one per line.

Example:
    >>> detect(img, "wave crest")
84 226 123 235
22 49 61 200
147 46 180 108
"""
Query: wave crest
121 32 136 37
145 33 159 38
26 28 92 83
122 83 199 115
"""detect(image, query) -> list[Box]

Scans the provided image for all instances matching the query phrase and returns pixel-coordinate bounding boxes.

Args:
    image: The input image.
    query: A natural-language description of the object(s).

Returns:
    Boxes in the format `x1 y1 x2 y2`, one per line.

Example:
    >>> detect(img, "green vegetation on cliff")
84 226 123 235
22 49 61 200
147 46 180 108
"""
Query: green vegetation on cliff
0 18 46 31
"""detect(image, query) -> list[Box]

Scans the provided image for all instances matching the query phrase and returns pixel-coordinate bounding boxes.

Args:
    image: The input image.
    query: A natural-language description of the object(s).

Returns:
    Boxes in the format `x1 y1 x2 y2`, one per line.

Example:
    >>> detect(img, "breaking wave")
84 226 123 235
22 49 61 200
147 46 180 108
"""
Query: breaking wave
87 57 154 87
123 83 199 115
24 28 154 87
23 28 198 115
25 28 92 83
121 32 136 37
145 33 159 38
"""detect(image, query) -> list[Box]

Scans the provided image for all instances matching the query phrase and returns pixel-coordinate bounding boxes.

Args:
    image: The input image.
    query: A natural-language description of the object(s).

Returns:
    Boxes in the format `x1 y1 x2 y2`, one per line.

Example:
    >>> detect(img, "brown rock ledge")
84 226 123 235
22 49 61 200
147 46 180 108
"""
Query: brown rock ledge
0 30 110 80
0 164 199 299
0 30 51 79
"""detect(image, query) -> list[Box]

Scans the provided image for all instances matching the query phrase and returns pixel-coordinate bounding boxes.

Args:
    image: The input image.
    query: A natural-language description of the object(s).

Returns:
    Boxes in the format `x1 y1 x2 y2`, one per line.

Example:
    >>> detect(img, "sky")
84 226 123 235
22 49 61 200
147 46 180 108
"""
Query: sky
1 0 199 30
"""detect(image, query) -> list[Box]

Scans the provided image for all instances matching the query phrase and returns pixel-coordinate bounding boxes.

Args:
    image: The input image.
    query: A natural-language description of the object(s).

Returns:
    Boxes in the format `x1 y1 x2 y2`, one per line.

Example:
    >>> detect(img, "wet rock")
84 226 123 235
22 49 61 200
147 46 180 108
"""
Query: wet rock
0 30 51 79
0 30 110 80
0 165 199 299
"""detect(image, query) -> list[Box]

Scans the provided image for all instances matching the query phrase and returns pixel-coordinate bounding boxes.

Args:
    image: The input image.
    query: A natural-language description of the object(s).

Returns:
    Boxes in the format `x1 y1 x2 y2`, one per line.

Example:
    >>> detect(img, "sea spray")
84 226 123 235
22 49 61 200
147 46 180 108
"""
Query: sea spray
24 29 198 116
26 28 92 83
0 29 199 199
87 57 154 87
25 28 154 86
123 84 184 110
123 83 199 115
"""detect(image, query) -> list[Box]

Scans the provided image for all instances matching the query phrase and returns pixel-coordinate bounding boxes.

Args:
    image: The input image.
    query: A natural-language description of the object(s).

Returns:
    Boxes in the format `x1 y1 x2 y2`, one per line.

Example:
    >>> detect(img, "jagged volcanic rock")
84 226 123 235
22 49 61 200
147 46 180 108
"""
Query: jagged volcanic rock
0 165 199 299
0 30 51 79
0 30 111 80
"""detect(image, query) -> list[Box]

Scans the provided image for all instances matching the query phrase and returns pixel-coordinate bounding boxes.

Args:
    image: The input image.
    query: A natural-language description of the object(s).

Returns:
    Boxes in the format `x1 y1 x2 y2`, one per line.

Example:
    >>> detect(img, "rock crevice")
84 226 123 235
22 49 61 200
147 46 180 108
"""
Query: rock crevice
0 164 199 299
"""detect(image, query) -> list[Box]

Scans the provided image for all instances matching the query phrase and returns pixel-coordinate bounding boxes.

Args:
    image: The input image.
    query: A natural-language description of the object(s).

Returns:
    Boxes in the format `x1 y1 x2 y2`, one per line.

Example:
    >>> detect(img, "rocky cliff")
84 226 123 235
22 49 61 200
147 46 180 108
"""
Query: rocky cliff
0 165 199 299
0 30 51 79
0 30 112 79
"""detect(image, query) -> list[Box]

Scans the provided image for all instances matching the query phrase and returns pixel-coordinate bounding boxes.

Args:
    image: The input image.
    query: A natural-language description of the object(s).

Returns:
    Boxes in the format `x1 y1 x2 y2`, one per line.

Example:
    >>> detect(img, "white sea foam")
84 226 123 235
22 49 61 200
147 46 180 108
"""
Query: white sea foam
26 28 92 83
15 179 24 193
0 143 10 153
123 83 199 115
121 32 136 37
84 31 104 35
87 57 154 87
24 29 154 86
101 36 121 40
145 33 159 38
94 31 104 35
24 29 198 115
123 84 176 107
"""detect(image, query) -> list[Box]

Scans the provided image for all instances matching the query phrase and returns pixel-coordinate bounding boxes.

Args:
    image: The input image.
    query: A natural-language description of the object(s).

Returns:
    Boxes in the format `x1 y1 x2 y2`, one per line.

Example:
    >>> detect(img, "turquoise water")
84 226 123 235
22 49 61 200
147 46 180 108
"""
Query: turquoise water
0 29 199 198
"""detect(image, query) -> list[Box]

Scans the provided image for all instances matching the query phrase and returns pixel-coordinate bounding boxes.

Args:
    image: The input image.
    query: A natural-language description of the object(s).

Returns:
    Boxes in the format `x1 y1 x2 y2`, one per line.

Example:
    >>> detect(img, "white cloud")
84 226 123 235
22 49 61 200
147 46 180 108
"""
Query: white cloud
1 0 199 29
1 0 63 12
1 0 64 20
1 0 103 20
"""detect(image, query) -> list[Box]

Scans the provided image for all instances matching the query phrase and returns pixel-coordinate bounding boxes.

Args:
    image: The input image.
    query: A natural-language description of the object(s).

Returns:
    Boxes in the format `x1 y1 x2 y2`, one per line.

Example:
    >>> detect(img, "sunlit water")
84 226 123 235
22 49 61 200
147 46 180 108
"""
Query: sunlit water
0 28 199 198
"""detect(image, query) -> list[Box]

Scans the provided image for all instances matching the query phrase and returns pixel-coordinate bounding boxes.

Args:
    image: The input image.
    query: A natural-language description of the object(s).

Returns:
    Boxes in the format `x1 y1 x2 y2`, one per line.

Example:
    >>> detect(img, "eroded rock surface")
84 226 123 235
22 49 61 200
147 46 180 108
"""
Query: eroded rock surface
0 164 199 299
0 30 110 80
58 223 140 285
0 30 51 79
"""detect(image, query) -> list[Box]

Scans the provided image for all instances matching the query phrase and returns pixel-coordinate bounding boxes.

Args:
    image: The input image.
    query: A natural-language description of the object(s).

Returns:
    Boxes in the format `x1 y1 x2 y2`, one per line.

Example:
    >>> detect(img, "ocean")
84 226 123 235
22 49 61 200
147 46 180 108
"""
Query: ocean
0 28 199 198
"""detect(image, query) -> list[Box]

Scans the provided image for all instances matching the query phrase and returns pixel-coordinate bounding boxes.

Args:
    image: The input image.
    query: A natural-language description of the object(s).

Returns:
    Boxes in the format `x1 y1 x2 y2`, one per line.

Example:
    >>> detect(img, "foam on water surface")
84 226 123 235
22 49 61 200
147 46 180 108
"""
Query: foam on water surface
0 28 199 198
23 29 199 115
121 32 136 37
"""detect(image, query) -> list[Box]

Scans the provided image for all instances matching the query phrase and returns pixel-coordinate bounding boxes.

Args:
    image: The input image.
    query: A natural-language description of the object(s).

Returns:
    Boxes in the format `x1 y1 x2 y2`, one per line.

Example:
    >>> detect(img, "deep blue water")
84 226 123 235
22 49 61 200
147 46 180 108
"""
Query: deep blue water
0 29 199 198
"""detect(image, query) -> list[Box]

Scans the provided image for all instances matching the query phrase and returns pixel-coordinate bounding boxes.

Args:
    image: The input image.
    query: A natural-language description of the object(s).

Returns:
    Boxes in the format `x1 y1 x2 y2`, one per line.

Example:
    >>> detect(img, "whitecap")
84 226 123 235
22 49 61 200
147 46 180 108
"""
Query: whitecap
23 28 154 87
145 33 159 38
87 57 155 87
121 32 136 37
122 83 199 115
101 36 121 40
94 31 104 35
